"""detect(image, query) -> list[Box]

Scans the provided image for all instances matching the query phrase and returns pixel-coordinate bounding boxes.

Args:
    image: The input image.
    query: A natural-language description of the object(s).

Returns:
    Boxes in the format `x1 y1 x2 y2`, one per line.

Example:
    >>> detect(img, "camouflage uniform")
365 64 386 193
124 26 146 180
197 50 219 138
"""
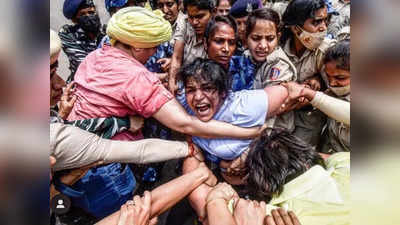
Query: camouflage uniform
328 0 350 39
253 47 297 132
264 1 288 18
283 37 336 147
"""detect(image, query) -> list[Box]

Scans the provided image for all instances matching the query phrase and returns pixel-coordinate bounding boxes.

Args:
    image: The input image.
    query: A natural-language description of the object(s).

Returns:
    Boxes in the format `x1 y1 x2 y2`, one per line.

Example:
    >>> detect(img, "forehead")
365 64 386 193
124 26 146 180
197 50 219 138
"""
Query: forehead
313 6 328 19
236 16 248 23
77 6 96 15
187 5 209 16
186 76 212 87
250 19 277 34
158 0 176 4
325 61 350 76
212 23 235 38
218 0 230 7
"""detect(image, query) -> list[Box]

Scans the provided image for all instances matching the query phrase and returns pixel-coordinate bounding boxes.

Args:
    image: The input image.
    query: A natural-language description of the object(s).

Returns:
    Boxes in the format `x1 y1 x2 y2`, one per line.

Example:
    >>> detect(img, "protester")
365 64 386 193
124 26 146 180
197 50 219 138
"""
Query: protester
59 0 106 82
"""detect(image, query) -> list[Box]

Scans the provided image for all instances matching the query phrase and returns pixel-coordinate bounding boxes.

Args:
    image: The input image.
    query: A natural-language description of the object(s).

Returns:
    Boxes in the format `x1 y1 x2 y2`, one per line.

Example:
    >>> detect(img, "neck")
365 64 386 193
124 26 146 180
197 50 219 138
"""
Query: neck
291 37 306 58
114 42 134 58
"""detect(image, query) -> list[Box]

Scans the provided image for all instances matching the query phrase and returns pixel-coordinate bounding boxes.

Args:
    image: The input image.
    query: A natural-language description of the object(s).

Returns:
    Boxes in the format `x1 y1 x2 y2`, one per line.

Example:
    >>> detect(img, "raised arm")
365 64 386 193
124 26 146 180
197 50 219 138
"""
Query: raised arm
152 99 264 139
168 40 184 94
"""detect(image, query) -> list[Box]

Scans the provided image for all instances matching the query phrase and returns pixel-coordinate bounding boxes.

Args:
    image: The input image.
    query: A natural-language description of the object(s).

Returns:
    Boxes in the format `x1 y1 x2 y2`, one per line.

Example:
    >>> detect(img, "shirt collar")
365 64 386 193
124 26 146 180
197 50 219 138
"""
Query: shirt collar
283 38 313 61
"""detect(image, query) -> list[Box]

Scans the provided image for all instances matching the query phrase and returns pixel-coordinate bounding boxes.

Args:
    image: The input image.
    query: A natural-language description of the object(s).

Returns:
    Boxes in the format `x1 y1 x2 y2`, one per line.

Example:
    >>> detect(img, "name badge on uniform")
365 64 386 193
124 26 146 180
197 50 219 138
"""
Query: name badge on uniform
269 68 281 80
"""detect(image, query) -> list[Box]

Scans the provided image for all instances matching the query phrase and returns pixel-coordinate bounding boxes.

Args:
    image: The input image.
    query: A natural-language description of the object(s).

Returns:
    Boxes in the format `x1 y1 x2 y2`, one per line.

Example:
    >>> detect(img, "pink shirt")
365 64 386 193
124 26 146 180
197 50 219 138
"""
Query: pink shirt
68 45 173 141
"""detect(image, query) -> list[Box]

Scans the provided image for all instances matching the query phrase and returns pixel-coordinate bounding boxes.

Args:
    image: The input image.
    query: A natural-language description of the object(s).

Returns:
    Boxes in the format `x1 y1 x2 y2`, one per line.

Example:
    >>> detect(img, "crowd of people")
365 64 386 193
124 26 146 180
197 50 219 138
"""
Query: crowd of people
50 0 350 224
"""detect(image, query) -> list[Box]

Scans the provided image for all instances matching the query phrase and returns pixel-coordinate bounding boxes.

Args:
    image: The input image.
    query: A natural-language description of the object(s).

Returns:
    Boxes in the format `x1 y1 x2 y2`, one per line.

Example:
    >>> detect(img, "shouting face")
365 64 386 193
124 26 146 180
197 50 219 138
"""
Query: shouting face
185 77 223 122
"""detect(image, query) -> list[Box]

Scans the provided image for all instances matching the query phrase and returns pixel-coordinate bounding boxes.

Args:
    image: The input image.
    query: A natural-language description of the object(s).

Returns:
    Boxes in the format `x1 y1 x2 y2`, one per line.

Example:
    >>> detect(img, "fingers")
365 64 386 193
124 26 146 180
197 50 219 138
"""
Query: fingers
265 215 277 225
269 208 300 225
117 204 128 225
49 156 56 167
288 211 301 225
271 209 285 225
142 191 151 211
149 217 158 225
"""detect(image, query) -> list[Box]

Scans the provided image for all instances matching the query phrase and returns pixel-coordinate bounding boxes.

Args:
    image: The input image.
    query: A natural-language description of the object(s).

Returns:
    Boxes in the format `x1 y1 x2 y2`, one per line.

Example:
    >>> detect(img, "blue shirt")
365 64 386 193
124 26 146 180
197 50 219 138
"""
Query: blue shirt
229 54 257 91
177 88 268 163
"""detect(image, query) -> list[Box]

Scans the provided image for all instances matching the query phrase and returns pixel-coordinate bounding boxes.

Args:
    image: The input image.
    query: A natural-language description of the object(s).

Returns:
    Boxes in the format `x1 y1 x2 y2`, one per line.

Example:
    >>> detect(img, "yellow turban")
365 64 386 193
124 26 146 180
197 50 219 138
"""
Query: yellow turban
107 7 172 48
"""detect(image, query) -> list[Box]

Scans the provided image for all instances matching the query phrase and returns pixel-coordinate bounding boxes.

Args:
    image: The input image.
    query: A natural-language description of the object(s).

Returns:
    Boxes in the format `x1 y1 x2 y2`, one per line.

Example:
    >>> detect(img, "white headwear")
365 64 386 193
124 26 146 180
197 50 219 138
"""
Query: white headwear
50 29 62 63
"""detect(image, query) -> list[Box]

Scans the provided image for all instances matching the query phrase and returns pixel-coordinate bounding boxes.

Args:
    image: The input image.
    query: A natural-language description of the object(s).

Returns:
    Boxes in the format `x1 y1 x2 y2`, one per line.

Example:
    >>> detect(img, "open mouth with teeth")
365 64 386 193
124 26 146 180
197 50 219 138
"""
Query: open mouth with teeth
195 103 212 118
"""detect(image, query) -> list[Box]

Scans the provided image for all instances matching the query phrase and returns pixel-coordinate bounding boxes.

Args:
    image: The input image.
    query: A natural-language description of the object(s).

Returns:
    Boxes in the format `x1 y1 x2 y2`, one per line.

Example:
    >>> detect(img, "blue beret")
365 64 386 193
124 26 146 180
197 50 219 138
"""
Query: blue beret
229 0 262 18
63 0 95 19
105 0 128 12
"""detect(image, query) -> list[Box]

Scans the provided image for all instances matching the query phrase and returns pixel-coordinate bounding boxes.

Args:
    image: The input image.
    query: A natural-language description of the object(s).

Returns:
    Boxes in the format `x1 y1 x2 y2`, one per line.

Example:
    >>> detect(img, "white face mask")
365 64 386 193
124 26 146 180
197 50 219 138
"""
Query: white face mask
330 85 351 96
293 26 327 50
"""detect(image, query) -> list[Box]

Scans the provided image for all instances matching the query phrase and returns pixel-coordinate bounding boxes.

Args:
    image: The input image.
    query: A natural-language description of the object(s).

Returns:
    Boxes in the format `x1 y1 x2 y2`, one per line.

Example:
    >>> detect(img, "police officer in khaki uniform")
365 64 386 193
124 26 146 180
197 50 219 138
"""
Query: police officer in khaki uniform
319 40 350 153
279 0 337 147
279 41 350 154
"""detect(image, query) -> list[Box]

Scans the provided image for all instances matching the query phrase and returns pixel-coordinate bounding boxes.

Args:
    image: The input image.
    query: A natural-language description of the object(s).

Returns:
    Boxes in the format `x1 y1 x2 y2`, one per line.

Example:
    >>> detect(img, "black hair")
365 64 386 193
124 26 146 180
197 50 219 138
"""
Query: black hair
178 58 232 96
324 39 350 71
244 128 326 202
280 0 326 45
246 8 281 38
204 15 238 42
183 0 214 11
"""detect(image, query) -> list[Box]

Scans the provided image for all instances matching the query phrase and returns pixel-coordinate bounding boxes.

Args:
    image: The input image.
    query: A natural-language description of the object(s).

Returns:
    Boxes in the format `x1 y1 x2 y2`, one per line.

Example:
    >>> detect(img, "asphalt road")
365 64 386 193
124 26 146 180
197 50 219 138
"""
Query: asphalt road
50 0 110 80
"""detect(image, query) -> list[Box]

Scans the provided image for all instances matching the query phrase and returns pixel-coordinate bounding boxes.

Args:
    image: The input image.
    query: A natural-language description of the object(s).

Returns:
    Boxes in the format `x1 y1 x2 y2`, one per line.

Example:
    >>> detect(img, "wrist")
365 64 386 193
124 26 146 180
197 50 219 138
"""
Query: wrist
304 88 316 101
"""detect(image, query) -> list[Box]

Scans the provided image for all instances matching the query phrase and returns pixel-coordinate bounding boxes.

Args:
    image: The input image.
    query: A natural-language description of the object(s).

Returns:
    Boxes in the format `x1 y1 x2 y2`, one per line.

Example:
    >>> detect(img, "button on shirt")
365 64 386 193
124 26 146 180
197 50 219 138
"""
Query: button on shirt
67 45 173 141
176 89 268 162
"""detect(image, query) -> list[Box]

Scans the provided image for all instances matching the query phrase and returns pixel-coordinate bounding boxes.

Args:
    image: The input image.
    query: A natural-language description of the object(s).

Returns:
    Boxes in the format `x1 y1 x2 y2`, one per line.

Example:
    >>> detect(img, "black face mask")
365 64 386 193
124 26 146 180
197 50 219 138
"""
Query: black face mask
78 14 101 34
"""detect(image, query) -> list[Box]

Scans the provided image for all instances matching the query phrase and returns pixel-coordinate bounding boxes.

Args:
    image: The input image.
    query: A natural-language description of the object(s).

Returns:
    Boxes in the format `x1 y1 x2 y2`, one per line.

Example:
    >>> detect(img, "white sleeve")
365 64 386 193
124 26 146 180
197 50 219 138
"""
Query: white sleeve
50 123 189 171
310 92 350 126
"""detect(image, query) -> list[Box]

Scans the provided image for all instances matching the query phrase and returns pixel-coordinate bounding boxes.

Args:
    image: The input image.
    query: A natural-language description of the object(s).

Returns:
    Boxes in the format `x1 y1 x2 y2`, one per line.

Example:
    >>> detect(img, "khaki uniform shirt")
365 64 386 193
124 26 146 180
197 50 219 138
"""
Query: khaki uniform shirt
173 13 207 65
283 37 336 147
283 37 336 82
253 47 297 132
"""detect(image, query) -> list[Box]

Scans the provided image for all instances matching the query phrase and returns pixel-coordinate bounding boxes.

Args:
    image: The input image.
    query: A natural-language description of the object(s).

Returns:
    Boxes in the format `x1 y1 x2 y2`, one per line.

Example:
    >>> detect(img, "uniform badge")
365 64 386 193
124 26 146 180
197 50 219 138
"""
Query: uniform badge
269 68 280 80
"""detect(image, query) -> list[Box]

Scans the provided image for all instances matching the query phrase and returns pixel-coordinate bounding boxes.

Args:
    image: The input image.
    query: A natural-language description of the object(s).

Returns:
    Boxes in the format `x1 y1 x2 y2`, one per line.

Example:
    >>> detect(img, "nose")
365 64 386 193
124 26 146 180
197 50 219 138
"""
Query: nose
162 5 169 13
258 38 267 50
222 41 229 53
319 21 327 32
194 89 205 101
